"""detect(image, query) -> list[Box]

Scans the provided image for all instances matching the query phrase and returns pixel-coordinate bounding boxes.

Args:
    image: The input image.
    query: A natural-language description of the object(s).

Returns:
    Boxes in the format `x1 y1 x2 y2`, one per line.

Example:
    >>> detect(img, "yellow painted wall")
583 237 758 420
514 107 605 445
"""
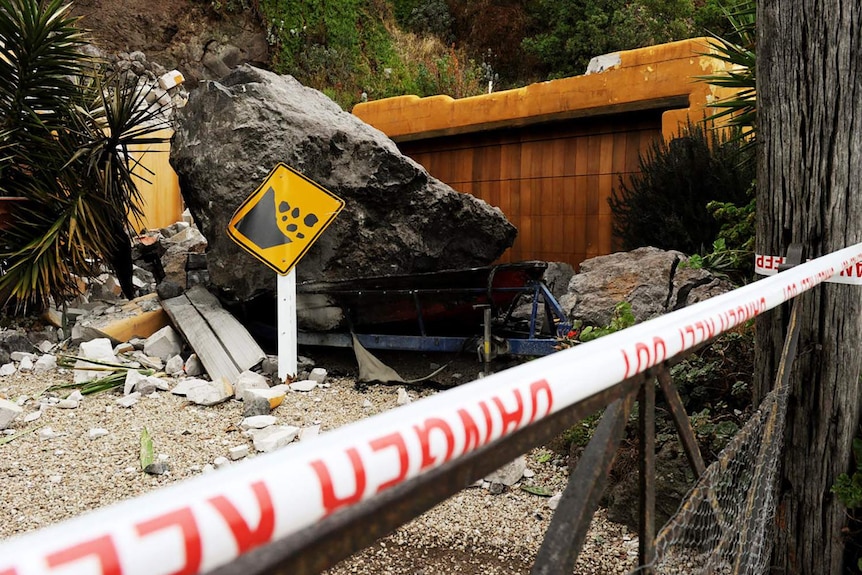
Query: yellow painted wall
352 38 736 269
129 128 184 232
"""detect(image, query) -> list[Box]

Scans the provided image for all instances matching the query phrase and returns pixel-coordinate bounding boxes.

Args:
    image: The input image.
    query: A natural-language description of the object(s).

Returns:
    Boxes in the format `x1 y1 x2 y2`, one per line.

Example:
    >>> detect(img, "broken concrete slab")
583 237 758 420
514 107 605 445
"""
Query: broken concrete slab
69 293 169 344
186 378 233 406
289 379 317 392
171 65 516 303
249 425 299 453
240 415 276 429
242 387 286 410
161 286 265 385
484 455 527 487
234 370 269 399
165 354 185 376
33 354 57 373
143 325 183 362
74 338 118 384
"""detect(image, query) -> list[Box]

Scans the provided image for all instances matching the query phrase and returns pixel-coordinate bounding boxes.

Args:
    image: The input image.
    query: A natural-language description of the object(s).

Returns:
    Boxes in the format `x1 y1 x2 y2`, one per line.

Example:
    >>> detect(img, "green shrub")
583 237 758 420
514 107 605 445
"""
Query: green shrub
608 121 754 256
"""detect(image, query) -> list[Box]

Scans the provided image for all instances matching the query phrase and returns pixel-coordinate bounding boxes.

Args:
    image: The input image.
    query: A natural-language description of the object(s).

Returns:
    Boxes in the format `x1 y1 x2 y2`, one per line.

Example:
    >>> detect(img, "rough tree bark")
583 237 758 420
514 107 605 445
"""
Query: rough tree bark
755 1 862 573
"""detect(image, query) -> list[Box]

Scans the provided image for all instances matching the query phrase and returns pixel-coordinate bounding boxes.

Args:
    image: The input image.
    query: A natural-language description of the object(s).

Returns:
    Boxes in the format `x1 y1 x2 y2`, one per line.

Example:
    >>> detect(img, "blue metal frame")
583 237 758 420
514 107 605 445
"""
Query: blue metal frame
299 277 572 357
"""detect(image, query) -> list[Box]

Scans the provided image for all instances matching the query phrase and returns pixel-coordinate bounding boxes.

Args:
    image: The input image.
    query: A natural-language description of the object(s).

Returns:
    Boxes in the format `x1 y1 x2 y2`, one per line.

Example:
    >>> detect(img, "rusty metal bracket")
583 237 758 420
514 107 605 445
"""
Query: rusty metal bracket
532 390 637 575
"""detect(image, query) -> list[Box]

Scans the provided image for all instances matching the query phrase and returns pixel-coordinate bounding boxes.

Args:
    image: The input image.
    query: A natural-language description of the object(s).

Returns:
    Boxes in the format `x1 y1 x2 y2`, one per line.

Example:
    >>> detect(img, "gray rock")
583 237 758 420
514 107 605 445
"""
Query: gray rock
10 351 35 362
0 363 15 376
485 455 527 486
547 492 562 510
0 330 32 365
144 461 170 475
156 280 185 300
242 394 272 417
171 65 516 303
543 262 576 300
143 326 183 361
560 247 733 326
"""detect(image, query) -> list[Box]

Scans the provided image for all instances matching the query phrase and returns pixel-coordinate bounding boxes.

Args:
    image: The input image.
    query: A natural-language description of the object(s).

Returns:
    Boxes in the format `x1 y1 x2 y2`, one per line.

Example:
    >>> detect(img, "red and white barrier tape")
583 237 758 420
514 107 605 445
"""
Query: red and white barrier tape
756 253 862 284
3 242 862 575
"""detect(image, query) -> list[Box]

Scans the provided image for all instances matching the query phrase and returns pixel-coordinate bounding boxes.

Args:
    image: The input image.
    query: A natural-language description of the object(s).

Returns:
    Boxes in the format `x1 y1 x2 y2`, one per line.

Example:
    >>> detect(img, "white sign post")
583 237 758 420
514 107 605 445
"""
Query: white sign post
226 163 345 383
277 269 298 381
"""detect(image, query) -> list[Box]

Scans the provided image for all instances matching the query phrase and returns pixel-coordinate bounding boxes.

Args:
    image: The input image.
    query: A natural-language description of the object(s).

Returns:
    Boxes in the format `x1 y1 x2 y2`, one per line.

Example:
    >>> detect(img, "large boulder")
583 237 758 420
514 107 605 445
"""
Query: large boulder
170 65 516 302
560 247 733 326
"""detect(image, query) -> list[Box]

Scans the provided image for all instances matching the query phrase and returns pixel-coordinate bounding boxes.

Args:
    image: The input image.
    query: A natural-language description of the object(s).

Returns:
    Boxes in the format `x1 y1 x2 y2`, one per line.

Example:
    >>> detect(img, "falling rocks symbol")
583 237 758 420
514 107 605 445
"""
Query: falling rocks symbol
234 186 320 250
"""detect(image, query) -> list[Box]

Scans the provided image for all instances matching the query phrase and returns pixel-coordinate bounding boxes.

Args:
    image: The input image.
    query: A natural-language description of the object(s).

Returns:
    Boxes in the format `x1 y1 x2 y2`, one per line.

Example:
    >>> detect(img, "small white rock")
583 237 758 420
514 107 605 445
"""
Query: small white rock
55 399 78 409
240 415 277 430
228 445 249 461
362 399 373 408
308 367 327 384
547 492 563 510
67 390 84 402
23 411 42 423
0 363 16 376
0 398 23 429
164 354 185 376
17 356 33 372
39 427 59 440
33 354 57 373
213 456 231 469
396 387 412 406
250 425 300 453
289 379 317 392
116 392 141 408
88 427 109 440
184 354 204 376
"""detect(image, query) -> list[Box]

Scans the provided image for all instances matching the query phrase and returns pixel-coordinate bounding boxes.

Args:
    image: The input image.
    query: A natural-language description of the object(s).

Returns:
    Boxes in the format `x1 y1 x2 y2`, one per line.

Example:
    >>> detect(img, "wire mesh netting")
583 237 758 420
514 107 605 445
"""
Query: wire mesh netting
633 380 790 575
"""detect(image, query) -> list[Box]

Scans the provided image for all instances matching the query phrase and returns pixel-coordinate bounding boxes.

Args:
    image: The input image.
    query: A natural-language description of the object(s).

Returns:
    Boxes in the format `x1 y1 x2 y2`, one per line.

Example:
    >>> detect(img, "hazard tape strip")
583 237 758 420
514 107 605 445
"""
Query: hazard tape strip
3 242 862 575
755 253 862 284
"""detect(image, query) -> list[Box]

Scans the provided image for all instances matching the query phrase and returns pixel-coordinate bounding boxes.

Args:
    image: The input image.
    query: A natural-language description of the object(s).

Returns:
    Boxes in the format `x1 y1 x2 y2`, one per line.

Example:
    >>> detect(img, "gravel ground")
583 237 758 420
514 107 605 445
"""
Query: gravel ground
0 346 637 574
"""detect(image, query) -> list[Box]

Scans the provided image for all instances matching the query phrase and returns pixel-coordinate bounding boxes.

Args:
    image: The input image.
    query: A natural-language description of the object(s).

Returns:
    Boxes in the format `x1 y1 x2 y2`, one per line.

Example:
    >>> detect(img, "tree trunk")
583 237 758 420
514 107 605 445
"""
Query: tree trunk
755 1 862 573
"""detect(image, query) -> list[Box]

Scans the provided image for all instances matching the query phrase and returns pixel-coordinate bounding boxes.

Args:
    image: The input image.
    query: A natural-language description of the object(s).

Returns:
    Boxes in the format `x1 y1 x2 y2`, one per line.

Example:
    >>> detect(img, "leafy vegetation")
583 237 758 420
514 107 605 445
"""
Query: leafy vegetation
608 120 754 258
555 301 636 350
202 0 747 108
522 0 698 79
0 0 171 312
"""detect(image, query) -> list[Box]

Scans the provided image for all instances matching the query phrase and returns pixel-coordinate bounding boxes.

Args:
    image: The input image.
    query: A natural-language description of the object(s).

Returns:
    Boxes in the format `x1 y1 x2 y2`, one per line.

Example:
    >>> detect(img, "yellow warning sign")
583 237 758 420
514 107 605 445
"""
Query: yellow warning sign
227 163 345 275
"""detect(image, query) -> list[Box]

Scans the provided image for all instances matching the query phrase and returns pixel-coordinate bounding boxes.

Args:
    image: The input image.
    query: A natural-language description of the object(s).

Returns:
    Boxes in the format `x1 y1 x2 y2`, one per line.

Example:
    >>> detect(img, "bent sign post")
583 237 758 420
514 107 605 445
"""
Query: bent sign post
228 163 345 380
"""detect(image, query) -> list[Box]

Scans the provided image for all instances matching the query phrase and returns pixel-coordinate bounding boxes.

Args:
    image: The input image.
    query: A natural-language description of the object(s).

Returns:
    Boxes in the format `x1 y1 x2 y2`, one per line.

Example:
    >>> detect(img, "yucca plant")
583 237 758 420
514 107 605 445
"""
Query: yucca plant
698 0 756 141
0 0 170 312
